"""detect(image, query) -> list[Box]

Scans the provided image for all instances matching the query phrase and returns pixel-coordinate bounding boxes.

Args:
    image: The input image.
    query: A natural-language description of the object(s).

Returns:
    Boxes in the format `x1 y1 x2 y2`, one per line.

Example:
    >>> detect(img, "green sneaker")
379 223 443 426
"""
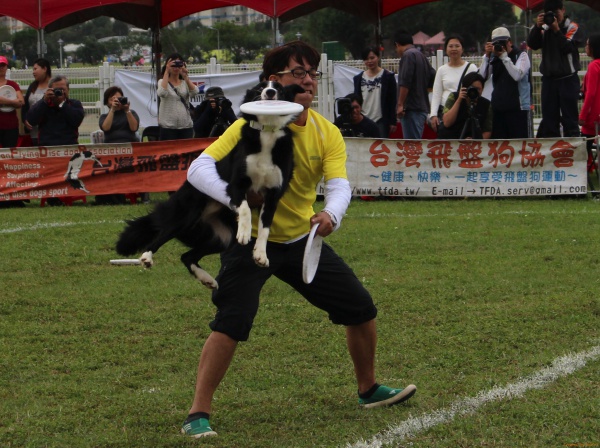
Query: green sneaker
181 417 217 438
358 384 417 409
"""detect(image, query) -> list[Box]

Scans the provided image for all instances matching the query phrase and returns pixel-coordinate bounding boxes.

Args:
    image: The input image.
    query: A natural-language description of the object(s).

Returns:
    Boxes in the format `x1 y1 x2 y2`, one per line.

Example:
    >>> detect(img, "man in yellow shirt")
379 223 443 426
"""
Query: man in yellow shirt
183 41 416 438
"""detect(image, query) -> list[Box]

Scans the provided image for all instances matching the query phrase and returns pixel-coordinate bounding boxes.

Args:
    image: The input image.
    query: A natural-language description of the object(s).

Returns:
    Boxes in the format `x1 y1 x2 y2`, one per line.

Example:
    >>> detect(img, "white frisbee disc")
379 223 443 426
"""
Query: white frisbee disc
0 85 16 112
302 223 323 284
110 259 142 266
240 100 303 116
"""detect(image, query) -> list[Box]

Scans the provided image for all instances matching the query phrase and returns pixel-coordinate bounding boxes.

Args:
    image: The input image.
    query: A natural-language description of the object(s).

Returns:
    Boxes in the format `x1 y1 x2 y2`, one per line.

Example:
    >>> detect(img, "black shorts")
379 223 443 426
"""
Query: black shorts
209 237 377 341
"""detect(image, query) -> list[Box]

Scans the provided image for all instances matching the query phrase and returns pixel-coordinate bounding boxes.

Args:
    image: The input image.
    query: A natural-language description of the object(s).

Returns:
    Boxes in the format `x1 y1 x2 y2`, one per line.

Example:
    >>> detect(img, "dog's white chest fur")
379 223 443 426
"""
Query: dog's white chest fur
246 130 285 190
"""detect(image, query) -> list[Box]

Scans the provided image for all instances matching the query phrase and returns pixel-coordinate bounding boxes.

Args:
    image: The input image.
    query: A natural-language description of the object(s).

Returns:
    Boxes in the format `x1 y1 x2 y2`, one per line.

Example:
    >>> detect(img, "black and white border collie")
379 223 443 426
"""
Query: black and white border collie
115 81 304 289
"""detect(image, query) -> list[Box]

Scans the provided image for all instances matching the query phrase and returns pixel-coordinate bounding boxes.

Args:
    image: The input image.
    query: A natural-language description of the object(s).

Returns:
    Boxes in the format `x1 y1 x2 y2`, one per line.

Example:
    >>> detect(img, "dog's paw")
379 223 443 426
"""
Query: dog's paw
140 251 154 268
190 265 219 289
253 247 270 268
236 201 252 245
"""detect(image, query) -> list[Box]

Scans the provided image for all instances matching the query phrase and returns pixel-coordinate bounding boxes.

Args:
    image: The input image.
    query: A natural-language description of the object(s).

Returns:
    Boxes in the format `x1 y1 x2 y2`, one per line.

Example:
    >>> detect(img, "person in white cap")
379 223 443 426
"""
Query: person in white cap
480 26 531 139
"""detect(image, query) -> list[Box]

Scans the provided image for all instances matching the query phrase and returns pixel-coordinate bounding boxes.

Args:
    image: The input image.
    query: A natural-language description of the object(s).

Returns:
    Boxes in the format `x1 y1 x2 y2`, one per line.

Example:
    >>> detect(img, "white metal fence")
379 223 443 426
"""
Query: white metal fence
7 51 590 142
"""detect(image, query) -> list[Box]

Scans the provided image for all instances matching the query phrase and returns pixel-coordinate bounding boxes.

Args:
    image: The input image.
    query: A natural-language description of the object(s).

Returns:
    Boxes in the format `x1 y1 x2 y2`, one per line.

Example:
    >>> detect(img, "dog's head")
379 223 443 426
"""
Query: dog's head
241 81 305 131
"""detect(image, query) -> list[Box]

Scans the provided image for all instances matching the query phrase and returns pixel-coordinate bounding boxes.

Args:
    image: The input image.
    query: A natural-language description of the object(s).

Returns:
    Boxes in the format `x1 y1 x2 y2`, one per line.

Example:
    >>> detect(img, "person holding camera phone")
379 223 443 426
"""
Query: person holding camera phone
438 72 492 139
99 86 139 143
192 86 237 138
527 0 581 138
26 75 85 146
480 27 531 139
157 52 199 141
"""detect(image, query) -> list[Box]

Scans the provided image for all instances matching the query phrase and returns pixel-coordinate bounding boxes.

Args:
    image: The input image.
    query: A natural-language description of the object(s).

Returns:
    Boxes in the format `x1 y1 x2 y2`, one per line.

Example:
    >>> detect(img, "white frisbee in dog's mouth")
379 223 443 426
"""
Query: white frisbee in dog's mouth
240 100 304 116
302 223 323 284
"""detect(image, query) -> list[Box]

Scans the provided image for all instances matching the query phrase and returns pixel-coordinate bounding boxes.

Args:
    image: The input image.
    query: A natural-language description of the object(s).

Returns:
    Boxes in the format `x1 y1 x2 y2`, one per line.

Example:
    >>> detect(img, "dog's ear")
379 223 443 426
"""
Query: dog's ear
282 84 305 102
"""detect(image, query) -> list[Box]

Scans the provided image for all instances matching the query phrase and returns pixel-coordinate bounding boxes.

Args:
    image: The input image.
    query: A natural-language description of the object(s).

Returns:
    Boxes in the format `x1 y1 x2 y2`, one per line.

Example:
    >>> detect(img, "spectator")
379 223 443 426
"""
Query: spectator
21 58 52 146
429 34 477 134
0 56 25 148
352 46 397 138
157 53 199 141
579 32 600 190
193 87 237 138
527 0 581 137
438 72 492 139
394 31 436 139
99 86 140 143
334 93 381 138
183 40 416 439
26 75 84 146
480 27 531 139
96 86 141 205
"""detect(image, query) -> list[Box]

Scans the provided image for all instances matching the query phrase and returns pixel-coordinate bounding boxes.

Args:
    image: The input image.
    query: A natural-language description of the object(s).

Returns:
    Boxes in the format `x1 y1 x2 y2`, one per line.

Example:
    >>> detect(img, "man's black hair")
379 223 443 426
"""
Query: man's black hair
544 0 563 11
394 31 413 46
344 93 363 106
461 72 485 89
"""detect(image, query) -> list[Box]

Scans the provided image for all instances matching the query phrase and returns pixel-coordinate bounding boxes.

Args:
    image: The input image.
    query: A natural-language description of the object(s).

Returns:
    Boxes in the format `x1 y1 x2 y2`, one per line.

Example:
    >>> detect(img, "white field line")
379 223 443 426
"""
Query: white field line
351 208 600 220
347 344 600 448
2 208 598 235
0 220 123 234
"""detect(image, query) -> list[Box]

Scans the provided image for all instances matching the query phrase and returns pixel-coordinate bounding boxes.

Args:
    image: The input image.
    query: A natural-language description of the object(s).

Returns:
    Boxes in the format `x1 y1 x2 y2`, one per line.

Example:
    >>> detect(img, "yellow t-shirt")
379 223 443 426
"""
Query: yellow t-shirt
204 109 347 242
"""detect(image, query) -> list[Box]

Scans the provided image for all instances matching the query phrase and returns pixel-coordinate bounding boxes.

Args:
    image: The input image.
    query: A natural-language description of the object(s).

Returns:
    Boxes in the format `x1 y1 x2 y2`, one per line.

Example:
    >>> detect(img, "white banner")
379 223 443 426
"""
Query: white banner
325 137 588 197
113 69 263 128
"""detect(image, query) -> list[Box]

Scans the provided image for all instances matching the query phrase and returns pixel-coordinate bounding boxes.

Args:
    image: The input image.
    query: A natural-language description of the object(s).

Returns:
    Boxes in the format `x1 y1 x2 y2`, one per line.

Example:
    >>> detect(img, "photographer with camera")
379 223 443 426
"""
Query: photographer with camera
480 27 531 139
438 72 492 139
527 0 581 137
193 87 237 138
99 86 139 143
333 94 381 138
157 53 199 141
26 75 85 146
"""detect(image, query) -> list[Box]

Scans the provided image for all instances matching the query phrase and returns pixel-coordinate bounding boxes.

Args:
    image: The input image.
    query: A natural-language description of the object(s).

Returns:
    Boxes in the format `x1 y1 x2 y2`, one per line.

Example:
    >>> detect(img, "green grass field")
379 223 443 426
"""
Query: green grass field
1 197 599 447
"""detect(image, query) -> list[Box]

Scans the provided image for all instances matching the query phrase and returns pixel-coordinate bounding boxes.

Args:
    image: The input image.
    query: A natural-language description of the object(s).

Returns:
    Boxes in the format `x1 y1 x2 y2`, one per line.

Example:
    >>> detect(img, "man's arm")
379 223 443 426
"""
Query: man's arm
187 153 231 207
62 100 85 128
26 98 49 126
527 17 544 50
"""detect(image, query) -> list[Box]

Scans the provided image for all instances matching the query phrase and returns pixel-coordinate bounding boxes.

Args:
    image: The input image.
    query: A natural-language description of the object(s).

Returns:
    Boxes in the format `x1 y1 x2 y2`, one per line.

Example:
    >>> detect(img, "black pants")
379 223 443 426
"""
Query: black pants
537 73 580 138
491 109 530 139
0 128 19 148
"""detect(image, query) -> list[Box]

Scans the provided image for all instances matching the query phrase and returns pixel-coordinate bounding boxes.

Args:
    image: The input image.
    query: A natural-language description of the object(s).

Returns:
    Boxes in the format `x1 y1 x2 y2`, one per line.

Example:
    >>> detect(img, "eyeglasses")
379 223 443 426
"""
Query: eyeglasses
277 68 322 80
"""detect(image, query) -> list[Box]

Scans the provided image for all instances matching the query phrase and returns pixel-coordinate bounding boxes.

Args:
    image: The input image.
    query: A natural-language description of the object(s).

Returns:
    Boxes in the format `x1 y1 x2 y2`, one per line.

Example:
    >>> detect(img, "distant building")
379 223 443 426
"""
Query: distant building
175 6 269 28
0 17 26 34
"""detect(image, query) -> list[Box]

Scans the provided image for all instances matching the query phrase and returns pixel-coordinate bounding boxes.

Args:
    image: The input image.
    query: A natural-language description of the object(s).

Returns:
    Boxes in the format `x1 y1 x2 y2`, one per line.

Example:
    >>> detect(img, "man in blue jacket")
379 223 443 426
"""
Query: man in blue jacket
527 0 581 137
27 75 85 146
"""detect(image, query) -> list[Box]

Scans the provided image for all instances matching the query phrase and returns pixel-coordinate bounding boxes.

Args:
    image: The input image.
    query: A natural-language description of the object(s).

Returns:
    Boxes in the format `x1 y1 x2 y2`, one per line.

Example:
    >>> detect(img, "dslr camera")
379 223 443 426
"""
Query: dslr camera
53 88 64 97
118 97 128 105
544 11 556 26
172 60 184 68
493 40 507 53
335 97 352 117
466 86 480 101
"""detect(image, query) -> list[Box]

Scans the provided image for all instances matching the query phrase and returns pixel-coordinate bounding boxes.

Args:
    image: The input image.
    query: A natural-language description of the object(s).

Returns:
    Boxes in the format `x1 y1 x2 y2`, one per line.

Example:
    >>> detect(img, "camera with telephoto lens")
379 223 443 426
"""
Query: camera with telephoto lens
493 40 507 53
544 11 556 26
53 88 64 97
173 60 184 67
336 98 352 117
466 86 480 101
118 97 128 105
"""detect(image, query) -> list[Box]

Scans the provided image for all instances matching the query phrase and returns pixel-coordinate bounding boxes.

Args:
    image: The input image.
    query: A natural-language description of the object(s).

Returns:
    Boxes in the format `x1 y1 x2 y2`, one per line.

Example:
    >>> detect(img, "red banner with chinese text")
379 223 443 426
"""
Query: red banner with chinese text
0 139 214 202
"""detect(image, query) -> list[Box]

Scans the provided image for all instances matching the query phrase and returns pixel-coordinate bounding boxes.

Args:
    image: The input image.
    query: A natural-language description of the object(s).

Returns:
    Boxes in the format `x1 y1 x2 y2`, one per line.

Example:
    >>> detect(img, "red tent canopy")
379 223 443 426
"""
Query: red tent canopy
0 0 312 32
424 31 445 46
412 31 431 45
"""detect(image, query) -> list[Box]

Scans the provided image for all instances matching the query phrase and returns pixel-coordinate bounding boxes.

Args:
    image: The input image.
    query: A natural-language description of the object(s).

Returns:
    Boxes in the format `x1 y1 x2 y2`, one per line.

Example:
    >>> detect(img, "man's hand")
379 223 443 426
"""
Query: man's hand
310 211 335 237
396 104 405 119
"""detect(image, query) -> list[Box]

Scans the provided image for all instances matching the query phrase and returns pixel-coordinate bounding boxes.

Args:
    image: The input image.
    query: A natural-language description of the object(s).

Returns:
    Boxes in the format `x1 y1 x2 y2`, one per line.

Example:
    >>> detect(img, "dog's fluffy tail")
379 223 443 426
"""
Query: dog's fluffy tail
115 214 157 256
